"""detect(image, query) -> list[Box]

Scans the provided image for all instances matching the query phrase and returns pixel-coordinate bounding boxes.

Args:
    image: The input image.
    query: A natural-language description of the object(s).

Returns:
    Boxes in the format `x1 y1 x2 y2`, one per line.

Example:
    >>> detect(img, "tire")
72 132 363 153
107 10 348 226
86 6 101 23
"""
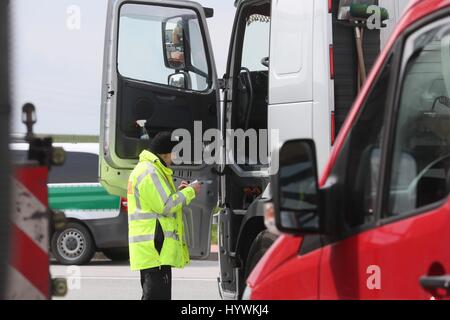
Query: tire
241 231 277 296
102 248 129 262
51 222 96 265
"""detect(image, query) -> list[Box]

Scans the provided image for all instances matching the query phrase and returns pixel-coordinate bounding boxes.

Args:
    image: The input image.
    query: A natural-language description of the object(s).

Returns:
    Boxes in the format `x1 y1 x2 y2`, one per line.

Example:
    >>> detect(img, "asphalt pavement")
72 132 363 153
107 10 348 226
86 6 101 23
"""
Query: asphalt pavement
51 260 221 300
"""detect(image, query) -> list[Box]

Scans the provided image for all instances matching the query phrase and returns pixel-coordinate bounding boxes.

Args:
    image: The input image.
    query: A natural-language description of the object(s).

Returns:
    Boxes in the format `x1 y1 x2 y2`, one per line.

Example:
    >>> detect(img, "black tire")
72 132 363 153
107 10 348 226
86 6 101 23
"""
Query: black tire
242 231 277 292
102 248 129 262
51 222 96 265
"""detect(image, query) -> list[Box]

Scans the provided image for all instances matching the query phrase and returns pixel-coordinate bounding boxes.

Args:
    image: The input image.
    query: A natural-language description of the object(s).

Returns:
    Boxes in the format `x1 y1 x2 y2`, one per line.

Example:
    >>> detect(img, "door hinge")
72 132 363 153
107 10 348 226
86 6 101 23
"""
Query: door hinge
219 77 233 91
218 78 227 90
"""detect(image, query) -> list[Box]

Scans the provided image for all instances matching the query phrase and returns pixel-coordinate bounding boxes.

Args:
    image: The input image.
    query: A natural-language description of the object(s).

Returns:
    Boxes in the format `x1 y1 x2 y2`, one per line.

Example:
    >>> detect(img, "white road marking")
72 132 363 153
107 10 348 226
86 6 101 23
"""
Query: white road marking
61 276 216 281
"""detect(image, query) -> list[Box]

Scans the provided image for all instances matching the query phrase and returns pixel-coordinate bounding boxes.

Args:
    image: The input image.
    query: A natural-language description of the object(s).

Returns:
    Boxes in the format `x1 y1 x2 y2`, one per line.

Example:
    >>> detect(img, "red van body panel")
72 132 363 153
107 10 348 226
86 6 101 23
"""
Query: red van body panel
247 0 450 300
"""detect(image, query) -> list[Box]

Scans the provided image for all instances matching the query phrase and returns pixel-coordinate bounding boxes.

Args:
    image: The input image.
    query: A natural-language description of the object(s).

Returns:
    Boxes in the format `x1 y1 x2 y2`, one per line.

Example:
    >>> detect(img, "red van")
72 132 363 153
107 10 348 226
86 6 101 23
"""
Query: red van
245 0 450 300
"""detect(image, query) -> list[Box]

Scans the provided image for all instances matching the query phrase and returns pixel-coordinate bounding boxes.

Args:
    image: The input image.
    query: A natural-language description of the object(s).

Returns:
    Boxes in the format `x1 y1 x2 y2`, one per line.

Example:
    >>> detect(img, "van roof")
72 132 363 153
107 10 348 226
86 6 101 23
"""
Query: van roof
399 0 450 30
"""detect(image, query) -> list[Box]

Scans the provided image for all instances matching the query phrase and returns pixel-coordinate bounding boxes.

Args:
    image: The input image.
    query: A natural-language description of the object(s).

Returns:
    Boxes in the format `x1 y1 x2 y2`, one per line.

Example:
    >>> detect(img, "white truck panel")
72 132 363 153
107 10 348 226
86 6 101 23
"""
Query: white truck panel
380 0 412 48
312 0 334 173
269 0 314 105
268 102 313 156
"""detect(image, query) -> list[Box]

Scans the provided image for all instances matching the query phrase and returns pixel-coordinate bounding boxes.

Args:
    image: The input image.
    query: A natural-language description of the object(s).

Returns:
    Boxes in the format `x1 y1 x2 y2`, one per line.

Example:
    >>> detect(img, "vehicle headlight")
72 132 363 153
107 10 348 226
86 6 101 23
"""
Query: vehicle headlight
264 202 280 236
242 285 252 300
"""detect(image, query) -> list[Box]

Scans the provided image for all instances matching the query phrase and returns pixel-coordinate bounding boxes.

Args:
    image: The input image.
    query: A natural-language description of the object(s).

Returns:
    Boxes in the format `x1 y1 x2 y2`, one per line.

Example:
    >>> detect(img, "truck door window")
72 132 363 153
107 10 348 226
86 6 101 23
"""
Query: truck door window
241 14 270 72
386 22 450 218
118 4 210 91
330 55 393 229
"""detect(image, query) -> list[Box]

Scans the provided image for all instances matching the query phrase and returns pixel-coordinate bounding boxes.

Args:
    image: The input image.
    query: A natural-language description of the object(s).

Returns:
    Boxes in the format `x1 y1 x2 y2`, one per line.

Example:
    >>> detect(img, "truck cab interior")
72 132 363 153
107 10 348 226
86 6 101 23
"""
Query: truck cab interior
232 3 270 144
224 1 271 216
216 1 273 297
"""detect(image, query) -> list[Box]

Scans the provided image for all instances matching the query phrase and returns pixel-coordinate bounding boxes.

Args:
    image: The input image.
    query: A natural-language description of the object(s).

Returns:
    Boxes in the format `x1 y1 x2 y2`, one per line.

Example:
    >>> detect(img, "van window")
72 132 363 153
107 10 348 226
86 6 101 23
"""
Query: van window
386 23 450 217
118 4 210 91
330 55 393 229
49 152 98 184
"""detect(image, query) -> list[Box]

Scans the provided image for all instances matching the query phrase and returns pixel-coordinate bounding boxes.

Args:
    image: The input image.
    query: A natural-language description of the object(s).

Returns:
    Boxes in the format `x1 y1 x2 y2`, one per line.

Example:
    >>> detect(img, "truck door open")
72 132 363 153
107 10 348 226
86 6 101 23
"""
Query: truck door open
100 0 221 259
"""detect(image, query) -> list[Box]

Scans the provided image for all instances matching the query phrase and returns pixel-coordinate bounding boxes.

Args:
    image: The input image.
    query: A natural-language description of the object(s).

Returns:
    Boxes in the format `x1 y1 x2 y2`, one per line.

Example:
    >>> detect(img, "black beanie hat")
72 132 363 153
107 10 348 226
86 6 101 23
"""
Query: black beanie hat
149 131 178 155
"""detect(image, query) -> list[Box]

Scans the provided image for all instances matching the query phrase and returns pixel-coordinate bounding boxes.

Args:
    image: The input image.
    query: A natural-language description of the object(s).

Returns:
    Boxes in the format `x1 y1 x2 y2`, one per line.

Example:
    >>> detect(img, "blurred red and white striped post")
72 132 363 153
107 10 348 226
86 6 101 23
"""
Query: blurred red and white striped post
6 166 51 299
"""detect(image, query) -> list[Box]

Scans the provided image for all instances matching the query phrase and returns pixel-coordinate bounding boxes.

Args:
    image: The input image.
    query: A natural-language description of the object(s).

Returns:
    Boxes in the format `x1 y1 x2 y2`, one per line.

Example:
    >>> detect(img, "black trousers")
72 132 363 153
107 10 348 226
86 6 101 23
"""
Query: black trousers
140 219 171 300
140 265 172 300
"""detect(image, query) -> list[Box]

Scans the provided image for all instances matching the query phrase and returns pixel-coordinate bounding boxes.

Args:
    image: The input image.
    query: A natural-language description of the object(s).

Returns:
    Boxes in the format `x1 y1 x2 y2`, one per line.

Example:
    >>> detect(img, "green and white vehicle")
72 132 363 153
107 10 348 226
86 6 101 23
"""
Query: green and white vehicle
11 143 129 265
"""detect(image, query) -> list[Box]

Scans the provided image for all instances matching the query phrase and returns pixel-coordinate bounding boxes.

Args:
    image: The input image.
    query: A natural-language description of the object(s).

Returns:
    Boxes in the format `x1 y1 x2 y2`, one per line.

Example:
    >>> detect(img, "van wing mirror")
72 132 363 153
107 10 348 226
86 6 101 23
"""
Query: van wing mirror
271 139 321 235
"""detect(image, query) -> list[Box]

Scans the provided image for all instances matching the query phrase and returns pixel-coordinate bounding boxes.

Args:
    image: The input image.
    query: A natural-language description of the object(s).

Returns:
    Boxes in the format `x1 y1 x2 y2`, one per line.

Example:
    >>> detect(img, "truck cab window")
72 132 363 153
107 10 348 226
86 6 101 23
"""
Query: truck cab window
242 14 270 72
386 22 450 217
118 4 209 91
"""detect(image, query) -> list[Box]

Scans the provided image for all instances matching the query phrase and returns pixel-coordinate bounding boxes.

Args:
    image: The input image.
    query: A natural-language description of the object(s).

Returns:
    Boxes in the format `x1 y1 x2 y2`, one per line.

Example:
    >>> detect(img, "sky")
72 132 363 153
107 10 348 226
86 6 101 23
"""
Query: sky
10 0 236 135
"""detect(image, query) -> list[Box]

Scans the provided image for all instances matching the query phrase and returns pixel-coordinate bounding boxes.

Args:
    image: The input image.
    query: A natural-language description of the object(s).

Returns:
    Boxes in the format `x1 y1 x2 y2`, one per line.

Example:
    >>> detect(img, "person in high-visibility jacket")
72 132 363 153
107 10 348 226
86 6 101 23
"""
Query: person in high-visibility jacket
127 131 201 300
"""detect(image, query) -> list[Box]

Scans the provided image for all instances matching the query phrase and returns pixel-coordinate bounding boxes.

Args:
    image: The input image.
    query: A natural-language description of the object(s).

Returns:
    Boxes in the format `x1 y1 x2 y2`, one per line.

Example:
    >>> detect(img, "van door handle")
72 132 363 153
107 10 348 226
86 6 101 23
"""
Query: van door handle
420 275 450 291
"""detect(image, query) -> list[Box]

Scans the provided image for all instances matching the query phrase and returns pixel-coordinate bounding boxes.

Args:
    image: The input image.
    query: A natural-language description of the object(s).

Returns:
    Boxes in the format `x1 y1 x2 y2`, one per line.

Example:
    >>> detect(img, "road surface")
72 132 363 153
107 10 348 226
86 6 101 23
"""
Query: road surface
51 260 221 300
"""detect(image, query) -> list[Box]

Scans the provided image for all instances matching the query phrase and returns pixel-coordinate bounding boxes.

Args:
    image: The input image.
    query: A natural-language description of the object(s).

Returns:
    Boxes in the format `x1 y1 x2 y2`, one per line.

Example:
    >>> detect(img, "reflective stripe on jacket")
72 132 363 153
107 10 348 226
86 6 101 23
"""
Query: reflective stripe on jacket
127 150 196 271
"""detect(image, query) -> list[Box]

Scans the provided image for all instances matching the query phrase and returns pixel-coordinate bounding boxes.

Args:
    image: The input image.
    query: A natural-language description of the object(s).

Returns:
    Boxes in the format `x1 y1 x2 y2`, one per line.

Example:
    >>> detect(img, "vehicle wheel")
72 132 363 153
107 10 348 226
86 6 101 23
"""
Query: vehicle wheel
102 248 129 262
51 222 96 265
240 231 277 298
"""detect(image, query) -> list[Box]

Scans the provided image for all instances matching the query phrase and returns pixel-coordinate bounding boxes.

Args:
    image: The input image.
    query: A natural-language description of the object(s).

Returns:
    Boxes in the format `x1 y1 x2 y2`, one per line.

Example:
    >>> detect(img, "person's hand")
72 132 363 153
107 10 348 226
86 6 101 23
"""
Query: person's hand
178 181 189 190
190 181 201 195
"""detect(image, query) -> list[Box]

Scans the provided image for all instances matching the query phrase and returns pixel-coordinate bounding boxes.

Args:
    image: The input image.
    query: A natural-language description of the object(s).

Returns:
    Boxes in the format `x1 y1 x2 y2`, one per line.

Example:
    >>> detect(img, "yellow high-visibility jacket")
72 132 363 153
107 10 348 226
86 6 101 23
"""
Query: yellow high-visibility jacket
127 150 196 271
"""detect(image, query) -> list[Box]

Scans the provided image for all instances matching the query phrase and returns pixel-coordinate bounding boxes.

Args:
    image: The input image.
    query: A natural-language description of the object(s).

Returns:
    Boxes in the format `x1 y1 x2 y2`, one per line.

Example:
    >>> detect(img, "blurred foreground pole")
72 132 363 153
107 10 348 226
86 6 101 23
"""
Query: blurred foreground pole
0 0 11 300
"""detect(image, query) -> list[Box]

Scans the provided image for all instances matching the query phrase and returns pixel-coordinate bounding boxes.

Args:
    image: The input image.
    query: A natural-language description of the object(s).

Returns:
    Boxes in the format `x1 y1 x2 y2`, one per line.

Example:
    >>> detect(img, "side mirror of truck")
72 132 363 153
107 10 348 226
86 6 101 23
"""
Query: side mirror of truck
271 139 321 235
163 17 187 70
168 71 191 89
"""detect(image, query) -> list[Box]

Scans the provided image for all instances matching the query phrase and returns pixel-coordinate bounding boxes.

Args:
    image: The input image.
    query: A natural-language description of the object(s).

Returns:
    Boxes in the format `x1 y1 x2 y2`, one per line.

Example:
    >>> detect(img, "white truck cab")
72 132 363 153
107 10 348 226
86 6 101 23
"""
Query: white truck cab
100 0 408 299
